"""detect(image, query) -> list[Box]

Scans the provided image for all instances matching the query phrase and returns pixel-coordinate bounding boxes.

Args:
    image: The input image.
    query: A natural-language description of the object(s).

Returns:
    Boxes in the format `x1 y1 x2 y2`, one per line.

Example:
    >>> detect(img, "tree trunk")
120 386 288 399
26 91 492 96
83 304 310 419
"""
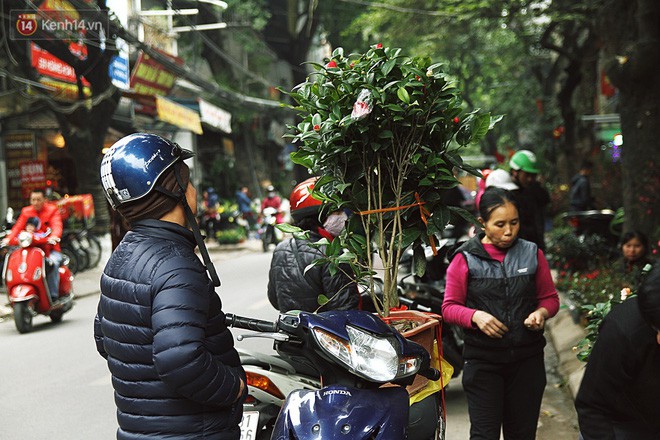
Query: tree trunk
617 84 660 236
598 0 660 238
55 91 121 234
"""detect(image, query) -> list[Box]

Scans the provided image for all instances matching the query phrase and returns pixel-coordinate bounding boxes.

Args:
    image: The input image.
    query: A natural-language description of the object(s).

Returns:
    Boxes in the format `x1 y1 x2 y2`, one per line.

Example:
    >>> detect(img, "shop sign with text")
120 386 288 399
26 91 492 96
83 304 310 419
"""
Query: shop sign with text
156 96 203 135
199 99 232 133
130 50 183 97
3 132 36 207
19 160 47 199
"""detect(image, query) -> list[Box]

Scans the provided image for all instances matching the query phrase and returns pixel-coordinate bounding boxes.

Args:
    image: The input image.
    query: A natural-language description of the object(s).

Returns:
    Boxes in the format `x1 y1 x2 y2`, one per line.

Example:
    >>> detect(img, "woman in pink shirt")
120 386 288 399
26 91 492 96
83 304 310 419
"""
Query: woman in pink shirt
442 186 559 440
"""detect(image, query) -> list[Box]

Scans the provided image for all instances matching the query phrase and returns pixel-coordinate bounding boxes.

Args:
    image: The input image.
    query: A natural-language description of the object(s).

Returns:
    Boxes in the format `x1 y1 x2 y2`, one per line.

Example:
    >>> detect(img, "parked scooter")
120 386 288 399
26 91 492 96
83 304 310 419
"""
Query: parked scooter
562 209 620 243
237 348 321 439
57 227 103 275
2 230 74 333
228 310 446 439
259 206 282 252
0 207 15 270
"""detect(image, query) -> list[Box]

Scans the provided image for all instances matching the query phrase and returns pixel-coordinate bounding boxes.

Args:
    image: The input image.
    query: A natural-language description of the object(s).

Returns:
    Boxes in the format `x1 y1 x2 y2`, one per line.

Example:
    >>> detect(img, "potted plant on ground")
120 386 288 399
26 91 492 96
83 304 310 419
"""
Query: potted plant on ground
283 45 499 318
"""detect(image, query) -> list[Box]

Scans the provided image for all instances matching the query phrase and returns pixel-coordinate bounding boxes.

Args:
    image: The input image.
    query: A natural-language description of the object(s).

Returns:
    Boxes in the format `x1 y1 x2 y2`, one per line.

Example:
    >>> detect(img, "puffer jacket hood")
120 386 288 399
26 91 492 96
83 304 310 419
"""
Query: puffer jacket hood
94 219 245 440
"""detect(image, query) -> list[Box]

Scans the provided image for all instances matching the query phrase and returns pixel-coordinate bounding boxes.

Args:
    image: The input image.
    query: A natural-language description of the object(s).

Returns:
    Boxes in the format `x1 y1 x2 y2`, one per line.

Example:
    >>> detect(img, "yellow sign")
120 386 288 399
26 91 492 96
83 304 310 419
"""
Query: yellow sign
156 96 203 134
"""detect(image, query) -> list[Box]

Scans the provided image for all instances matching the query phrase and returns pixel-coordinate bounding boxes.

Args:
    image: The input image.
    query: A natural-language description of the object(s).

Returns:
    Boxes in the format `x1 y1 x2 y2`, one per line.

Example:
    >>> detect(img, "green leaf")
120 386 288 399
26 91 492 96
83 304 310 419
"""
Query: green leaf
378 130 394 139
400 228 421 249
432 205 450 231
382 59 396 76
383 104 405 112
448 205 480 227
471 113 491 142
397 87 410 104
455 125 471 146
382 80 400 91
413 245 426 277
489 114 504 129
290 150 314 168
304 259 326 275
276 223 303 233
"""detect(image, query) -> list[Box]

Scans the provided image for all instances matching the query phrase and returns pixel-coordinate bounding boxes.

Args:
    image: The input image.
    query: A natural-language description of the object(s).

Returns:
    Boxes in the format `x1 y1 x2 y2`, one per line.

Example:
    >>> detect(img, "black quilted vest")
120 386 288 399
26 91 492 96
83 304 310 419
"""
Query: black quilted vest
456 235 546 362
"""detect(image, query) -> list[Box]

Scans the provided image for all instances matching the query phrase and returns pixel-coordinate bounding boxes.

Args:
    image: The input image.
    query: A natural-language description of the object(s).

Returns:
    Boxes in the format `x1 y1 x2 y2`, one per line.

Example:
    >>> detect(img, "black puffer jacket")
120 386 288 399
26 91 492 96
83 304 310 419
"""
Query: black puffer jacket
94 219 245 440
267 231 359 313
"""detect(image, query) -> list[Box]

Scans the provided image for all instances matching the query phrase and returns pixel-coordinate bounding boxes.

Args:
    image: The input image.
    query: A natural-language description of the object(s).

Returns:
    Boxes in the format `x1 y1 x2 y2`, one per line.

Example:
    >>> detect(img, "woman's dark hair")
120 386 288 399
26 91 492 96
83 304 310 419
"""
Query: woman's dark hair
620 230 649 256
638 264 660 329
478 187 518 222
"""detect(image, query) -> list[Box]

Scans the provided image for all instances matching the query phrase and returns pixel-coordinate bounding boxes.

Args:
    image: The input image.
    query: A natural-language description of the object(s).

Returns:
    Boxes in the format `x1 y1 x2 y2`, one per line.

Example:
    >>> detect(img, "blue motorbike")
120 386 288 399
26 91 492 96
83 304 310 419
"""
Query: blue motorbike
227 310 445 439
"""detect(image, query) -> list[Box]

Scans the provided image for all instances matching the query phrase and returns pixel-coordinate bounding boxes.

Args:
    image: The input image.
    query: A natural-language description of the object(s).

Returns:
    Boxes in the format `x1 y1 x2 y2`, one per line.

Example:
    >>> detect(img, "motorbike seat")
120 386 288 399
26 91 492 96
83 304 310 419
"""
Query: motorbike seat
238 349 319 378
238 350 297 375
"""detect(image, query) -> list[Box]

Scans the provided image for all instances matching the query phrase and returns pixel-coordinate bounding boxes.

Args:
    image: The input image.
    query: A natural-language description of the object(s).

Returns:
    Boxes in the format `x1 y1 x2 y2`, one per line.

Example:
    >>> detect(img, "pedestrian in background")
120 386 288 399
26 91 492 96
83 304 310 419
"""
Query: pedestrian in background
95 133 245 440
481 168 518 207
616 230 654 285
235 186 255 234
569 160 594 211
509 150 551 250
199 187 219 240
575 264 660 440
442 187 559 440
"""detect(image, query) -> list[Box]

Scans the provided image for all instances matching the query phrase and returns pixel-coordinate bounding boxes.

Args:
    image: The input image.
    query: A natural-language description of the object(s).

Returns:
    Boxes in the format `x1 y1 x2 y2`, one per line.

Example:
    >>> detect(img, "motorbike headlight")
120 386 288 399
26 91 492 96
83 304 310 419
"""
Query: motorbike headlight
314 328 352 367
18 231 32 248
313 326 421 382
346 326 399 381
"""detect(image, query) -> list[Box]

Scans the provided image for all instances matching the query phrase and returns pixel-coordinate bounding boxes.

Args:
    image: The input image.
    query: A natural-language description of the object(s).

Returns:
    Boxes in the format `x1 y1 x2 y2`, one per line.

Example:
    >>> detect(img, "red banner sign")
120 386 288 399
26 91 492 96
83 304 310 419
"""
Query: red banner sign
31 42 89 85
19 160 47 199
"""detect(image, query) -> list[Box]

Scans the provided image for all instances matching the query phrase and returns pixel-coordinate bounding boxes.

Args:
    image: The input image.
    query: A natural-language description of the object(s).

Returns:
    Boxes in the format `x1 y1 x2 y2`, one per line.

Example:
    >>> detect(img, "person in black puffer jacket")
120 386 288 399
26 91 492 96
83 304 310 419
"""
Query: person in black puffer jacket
575 264 660 440
95 134 246 440
267 177 360 313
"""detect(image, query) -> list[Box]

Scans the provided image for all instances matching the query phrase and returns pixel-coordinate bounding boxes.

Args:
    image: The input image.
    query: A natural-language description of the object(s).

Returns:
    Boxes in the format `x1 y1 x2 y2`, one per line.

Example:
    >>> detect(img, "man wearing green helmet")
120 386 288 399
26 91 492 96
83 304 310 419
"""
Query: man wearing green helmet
509 150 551 250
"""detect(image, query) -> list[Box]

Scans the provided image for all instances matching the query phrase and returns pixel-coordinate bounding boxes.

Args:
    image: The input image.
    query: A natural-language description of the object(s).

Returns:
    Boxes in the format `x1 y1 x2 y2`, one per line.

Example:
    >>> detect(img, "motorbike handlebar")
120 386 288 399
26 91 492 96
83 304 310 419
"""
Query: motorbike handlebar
225 313 278 333
420 367 441 381
398 296 432 313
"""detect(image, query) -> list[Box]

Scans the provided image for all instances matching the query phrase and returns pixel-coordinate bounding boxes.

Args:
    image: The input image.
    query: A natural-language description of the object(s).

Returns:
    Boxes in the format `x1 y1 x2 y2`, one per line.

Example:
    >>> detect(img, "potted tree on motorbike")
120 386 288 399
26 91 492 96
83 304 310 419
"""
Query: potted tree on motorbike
283 45 499 318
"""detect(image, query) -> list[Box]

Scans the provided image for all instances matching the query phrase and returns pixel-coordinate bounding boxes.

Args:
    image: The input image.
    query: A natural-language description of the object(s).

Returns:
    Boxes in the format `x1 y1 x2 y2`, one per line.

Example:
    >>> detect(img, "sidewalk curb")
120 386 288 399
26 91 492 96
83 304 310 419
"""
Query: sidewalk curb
546 295 587 399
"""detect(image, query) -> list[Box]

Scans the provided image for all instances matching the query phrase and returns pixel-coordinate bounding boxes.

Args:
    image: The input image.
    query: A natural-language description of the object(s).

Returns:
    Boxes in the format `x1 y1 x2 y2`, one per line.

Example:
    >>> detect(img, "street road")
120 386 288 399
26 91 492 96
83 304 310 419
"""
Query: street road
0 240 578 439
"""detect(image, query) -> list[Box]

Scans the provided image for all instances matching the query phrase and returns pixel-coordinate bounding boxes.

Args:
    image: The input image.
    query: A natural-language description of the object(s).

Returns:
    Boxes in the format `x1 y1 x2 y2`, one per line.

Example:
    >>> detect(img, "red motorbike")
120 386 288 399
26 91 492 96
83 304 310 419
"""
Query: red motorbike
2 230 74 333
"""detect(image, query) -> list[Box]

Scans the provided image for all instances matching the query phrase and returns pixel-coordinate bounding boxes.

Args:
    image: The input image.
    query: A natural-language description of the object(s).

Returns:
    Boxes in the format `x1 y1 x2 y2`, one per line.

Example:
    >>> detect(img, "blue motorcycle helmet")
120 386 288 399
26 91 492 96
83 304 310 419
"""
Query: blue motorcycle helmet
100 133 221 286
101 133 193 209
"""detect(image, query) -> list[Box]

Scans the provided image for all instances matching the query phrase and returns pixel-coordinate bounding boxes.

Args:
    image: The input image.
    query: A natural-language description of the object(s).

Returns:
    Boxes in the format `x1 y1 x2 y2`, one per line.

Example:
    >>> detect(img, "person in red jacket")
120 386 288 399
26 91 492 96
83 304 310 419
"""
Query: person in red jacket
2 189 63 301
260 185 284 224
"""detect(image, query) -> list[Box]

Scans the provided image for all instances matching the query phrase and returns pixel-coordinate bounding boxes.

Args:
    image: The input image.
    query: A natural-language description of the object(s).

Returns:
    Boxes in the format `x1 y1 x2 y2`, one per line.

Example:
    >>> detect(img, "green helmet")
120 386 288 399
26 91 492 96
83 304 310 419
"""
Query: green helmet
509 150 540 174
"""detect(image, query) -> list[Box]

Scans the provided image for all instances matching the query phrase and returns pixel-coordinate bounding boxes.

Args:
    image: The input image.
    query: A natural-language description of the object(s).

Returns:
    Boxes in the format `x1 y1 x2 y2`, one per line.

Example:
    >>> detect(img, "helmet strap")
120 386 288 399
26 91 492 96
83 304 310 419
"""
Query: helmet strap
158 162 222 287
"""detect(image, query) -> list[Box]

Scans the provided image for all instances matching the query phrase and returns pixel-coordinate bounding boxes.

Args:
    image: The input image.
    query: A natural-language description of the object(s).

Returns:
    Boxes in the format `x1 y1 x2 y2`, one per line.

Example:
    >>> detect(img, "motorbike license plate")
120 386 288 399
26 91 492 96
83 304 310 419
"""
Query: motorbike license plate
239 411 259 440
